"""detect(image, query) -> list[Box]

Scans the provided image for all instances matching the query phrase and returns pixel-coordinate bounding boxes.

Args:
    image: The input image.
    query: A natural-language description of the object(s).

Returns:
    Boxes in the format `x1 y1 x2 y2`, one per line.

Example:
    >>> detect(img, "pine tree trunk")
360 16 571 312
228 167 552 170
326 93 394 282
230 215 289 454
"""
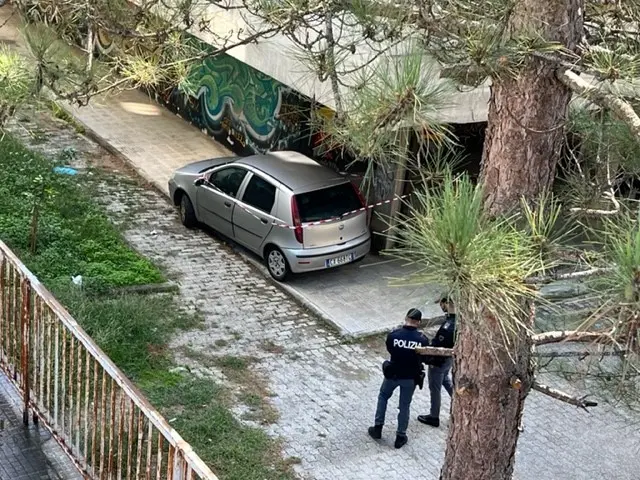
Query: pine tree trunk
441 1 584 479
480 0 584 216
440 305 535 480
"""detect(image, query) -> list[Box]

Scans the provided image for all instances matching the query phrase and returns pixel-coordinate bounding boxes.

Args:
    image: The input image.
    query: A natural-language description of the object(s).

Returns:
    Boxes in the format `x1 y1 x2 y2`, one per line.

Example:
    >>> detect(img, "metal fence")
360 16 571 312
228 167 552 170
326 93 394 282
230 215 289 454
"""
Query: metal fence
0 240 218 480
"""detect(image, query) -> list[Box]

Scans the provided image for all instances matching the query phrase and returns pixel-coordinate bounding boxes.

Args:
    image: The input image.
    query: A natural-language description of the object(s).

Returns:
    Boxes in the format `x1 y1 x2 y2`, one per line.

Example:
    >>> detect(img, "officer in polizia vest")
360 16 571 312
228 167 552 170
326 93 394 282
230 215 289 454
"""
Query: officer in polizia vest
368 308 429 449
418 295 456 428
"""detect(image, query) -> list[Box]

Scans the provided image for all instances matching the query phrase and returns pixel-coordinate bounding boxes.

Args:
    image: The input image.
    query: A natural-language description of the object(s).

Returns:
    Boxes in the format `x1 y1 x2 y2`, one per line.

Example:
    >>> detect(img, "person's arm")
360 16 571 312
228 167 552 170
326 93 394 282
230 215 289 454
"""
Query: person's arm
385 332 394 356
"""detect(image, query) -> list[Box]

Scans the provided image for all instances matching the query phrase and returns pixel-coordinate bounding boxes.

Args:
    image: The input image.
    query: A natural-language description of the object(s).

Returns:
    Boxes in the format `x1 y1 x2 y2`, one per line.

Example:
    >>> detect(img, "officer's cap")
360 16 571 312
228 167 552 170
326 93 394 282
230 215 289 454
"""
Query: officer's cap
406 308 422 321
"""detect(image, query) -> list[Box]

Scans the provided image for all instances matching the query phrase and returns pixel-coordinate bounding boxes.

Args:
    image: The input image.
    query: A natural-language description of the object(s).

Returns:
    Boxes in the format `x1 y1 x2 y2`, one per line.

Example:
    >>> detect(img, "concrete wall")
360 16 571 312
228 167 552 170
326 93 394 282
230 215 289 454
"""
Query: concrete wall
176 2 491 124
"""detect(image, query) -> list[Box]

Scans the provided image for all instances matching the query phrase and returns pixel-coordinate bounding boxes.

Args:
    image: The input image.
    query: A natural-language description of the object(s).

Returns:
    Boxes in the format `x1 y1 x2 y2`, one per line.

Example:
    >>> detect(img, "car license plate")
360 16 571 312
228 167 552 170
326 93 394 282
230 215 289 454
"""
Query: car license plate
326 253 354 268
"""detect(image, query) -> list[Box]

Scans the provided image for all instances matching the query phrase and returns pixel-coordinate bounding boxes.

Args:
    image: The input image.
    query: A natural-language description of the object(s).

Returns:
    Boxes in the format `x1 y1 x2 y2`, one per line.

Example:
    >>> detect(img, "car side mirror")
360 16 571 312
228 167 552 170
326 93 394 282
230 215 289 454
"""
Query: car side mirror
194 178 205 187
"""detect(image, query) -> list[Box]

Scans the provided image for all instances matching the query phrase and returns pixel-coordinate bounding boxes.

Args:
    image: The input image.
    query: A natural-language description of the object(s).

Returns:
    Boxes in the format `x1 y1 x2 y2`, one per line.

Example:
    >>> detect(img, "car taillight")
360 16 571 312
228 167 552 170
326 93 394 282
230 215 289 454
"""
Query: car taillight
352 182 366 207
351 182 370 223
291 196 304 244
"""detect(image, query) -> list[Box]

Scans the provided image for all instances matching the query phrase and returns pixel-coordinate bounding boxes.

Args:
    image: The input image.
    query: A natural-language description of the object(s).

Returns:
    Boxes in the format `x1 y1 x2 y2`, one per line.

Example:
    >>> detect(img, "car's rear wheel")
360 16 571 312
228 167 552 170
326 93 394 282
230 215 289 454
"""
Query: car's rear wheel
179 193 197 229
266 246 290 282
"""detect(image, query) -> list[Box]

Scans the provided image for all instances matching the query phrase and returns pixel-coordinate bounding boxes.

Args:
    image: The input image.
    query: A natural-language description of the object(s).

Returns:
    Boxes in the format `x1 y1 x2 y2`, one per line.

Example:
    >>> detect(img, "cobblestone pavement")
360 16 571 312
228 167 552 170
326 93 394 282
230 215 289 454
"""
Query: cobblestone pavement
97 177 640 480
6 111 640 480
0 373 83 480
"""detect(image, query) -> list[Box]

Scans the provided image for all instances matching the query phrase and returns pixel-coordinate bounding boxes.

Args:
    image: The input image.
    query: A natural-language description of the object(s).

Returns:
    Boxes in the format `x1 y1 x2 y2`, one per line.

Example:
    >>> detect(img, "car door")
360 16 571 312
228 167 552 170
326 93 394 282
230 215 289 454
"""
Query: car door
232 173 277 253
196 166 249 238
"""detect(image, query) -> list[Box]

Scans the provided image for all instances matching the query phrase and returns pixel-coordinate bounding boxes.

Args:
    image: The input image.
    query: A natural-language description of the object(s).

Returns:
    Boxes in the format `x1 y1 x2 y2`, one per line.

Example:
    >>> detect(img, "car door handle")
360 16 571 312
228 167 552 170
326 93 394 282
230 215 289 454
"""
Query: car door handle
224 201 232 208
260 218 268 224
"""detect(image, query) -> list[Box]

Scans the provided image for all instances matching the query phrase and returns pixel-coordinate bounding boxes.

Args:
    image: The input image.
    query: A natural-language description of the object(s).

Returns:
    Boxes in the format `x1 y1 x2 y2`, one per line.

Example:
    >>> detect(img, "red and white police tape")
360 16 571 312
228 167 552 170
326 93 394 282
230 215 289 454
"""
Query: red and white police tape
196 175 411 230
260 193 412 230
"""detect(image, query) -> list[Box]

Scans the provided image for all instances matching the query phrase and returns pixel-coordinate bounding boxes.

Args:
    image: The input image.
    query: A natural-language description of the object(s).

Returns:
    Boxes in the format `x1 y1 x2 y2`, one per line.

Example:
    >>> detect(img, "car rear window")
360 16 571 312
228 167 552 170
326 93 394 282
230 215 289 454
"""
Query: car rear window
295 183 362 222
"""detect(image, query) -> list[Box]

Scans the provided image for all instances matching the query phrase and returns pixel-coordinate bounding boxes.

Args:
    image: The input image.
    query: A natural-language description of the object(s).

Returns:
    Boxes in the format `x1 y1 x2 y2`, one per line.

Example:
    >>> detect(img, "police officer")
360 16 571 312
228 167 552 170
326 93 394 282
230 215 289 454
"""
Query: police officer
368 308 429 449
418 295 456 428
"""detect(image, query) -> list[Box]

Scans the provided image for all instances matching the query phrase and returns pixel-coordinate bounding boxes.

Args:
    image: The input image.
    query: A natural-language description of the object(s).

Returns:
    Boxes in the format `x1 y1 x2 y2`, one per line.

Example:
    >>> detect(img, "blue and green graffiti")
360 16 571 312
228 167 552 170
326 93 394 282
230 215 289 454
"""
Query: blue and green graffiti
165 49 313 156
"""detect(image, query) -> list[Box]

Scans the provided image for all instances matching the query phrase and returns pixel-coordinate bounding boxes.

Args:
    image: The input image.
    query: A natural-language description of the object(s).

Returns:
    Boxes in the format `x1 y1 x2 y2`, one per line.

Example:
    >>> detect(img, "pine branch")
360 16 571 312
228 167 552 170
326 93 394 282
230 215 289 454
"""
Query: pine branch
525 267 612 284
535 350 626 359
415 346 454 357
556 69 640 141
532 330 615 346
532 382 598 410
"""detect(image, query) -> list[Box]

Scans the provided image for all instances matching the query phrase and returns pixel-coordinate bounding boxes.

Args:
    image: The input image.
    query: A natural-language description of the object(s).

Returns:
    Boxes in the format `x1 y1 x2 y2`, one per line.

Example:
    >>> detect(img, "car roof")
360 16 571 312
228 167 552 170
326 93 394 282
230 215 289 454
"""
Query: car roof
235 151 346 192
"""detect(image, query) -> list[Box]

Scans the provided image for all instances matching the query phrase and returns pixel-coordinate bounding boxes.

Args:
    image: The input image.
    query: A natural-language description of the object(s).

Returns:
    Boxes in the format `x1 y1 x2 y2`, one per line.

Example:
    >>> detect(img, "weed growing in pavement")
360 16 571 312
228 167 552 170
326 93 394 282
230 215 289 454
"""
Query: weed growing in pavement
0 133 163 287
259 339 285 354
47 100 86 134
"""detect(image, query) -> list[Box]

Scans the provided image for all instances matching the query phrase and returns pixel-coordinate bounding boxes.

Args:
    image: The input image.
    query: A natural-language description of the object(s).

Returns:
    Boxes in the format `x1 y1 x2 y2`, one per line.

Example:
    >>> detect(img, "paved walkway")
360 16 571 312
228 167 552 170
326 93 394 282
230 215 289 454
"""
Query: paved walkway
6 103 640 480
0 373 82 480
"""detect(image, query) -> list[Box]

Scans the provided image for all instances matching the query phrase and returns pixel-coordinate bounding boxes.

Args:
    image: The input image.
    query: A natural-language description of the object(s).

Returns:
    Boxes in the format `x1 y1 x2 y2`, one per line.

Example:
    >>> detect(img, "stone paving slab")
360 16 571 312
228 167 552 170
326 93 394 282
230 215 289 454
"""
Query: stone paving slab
0 373 83 480
61 90 234 196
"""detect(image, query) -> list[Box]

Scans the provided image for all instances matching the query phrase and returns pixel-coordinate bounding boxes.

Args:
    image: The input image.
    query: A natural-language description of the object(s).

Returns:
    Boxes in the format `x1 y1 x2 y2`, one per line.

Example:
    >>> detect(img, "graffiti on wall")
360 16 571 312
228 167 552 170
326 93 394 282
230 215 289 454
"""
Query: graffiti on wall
157 50 313 156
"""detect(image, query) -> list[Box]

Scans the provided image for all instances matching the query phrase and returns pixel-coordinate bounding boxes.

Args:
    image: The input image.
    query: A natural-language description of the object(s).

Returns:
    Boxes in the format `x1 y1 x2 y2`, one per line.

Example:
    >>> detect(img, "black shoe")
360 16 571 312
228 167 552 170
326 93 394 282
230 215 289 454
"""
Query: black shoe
394 435 408 449
368 425 383 440
417 415 440 427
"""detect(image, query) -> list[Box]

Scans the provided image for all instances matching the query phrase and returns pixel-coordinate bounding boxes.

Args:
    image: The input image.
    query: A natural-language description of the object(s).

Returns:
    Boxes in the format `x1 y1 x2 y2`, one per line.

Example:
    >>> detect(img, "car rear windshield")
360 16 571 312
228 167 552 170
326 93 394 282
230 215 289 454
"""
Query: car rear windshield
295 182 362 222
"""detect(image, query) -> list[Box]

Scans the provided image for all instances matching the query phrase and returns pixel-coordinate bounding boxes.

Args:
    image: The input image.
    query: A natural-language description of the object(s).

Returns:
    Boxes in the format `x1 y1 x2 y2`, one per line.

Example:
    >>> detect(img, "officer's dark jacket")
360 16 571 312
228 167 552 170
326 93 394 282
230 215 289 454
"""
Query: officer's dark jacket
431 314 456 349
385 326 429 379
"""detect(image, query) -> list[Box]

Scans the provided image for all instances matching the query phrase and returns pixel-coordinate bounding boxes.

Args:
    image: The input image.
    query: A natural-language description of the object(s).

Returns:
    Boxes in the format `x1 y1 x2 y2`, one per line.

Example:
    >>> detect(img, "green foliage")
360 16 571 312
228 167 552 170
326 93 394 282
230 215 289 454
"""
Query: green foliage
569 107 640 175
520 191 576 273
0 134 163 287
388 173 542 334
315 46 454 170
0 46 35 125
52 287 178 376
596 211 640 304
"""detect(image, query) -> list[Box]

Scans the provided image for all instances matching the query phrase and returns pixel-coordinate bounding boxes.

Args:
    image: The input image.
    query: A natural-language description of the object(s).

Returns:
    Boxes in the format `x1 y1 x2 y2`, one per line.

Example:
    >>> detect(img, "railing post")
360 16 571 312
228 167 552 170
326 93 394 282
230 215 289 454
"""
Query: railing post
0 255 5 365
172 450 186 480
21 278 31 425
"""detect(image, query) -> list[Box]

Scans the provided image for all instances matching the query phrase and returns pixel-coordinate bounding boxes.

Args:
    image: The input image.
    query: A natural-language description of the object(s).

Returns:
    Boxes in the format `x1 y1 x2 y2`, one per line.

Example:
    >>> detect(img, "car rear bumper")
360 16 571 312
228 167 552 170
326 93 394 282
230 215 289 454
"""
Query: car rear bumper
283 235 371 274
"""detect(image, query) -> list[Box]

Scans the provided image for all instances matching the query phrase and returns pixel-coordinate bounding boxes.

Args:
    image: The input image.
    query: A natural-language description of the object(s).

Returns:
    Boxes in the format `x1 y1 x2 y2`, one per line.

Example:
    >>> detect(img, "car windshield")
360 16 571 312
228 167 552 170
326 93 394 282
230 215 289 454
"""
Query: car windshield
295 183 362 222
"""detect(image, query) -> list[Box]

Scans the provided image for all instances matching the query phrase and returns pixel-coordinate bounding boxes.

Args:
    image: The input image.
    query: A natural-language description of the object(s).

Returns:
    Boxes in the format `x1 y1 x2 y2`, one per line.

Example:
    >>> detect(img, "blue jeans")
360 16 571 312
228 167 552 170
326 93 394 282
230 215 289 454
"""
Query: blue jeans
428 357 454 418
374 378 416 436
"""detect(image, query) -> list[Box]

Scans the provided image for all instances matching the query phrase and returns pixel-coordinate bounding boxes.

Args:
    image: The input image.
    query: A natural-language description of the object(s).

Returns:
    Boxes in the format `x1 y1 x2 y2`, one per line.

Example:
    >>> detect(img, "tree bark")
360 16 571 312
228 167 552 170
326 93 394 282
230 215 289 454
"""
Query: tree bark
442 2 585 479
440 304 535 480
480 0 584 216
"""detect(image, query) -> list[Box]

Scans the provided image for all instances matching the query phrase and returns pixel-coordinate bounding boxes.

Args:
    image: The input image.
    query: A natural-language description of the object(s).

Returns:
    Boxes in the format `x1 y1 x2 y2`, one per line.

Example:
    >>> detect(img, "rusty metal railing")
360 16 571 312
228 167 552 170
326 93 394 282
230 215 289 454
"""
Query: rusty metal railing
0 240 218 480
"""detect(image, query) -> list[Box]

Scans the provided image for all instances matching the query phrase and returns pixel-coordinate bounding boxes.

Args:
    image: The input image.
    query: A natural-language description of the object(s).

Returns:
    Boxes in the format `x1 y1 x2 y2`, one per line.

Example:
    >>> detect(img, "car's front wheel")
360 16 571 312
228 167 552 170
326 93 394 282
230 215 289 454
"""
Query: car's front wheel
266 246 290 282
179 193 197 228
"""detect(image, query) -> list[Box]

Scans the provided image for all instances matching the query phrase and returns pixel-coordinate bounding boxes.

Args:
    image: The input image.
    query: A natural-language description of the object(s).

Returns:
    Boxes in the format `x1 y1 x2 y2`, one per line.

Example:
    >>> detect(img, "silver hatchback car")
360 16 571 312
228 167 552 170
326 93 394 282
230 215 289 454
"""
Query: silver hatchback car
168 151 371 281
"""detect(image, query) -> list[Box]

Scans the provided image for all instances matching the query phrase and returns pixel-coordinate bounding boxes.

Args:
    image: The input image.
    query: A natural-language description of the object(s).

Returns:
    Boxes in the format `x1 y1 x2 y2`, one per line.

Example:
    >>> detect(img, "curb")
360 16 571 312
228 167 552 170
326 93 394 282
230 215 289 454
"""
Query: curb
54 101 169 195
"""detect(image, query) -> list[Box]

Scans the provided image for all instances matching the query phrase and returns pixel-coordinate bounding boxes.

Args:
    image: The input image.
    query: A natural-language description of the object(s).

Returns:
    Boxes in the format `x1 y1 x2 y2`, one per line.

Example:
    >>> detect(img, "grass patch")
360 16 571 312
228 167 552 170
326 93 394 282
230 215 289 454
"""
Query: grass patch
0 132 292 479
144 377 295 480
182 349 281 426
0 133 163 287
